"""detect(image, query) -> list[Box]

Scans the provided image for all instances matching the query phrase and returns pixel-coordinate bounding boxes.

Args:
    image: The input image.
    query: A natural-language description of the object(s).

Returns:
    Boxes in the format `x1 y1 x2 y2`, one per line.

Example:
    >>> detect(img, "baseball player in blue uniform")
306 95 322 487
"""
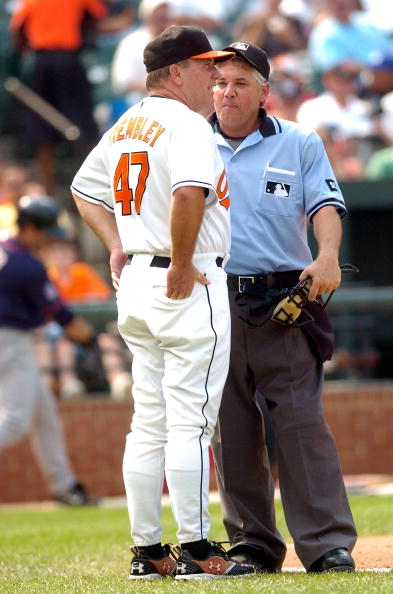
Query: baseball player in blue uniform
0 196 96 505
71 26 255 580
210 43 357 573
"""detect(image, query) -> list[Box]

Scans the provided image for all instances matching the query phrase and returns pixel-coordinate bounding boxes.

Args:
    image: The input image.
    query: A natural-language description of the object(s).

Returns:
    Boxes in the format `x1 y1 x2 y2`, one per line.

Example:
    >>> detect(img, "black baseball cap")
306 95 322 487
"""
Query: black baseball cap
17 196 66 239
222 42 270 80
143 25 235 73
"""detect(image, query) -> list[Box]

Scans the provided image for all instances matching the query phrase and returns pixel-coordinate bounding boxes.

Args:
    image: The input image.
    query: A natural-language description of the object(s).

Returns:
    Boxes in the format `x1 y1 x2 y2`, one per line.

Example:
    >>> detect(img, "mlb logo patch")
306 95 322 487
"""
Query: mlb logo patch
266 180 290 197
326 179 338 192
232 42 249 51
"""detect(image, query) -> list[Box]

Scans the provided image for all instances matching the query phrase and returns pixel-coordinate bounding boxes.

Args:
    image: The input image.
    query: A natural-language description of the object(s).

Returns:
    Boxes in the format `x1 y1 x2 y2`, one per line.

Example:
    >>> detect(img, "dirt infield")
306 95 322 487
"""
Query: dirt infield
284 535 393 570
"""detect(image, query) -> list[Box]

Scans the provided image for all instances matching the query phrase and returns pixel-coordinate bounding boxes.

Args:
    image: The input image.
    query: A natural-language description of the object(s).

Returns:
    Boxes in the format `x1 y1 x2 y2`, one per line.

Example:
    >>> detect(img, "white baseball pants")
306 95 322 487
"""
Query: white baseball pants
117 253 230 546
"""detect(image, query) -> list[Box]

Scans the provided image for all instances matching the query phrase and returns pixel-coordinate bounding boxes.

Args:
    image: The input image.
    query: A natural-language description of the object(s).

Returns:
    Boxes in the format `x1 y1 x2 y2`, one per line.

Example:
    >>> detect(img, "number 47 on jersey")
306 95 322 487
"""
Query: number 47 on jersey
113 152 149 216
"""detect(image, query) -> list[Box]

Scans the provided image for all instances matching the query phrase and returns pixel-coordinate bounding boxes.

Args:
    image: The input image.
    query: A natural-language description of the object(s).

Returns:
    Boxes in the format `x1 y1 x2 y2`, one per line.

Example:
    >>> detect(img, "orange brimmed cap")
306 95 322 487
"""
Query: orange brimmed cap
144 25 235 73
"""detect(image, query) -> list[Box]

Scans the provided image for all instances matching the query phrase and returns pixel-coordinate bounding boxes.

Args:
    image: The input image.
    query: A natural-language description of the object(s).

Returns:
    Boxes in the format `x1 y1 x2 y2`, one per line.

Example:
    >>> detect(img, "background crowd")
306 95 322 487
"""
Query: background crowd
1 0 393 394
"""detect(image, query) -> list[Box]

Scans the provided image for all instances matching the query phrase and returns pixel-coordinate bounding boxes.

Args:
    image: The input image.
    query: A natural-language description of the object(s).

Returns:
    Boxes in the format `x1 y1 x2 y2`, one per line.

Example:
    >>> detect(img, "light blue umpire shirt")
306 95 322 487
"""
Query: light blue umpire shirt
209 110 347 276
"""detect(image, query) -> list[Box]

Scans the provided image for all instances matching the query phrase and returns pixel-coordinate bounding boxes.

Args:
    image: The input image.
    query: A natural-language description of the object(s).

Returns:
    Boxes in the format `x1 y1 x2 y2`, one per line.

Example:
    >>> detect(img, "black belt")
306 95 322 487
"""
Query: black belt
127 255 223 268
227 270 302 292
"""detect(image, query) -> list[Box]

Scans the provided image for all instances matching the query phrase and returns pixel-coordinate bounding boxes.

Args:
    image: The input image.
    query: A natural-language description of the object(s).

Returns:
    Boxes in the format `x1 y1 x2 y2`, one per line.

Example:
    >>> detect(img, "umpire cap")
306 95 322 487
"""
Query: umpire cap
222 42 270 80
17 195 66 239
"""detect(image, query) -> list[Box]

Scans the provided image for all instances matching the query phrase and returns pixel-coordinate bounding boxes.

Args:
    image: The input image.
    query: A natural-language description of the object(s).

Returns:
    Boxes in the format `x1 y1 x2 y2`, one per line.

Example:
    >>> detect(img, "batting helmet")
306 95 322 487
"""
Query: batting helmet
16 195 66 238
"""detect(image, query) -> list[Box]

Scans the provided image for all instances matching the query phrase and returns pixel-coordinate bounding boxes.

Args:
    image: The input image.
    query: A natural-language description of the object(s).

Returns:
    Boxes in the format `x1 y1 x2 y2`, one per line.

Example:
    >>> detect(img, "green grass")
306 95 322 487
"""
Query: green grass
0 495 392 593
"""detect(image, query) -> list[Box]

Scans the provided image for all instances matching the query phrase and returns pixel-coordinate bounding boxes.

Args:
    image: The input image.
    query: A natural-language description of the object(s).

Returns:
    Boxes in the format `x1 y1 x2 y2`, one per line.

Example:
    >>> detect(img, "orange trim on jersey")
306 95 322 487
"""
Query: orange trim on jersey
9 0 108 51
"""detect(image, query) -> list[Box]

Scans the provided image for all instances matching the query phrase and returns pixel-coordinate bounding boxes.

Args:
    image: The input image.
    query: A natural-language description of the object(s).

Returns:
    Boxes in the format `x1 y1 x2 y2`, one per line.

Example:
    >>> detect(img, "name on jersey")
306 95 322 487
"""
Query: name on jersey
109 117 166 147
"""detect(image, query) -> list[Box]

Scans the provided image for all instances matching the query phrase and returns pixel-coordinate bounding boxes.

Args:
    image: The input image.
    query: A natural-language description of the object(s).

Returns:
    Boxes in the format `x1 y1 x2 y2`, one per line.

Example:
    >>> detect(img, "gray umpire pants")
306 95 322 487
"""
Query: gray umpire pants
212 291 357 569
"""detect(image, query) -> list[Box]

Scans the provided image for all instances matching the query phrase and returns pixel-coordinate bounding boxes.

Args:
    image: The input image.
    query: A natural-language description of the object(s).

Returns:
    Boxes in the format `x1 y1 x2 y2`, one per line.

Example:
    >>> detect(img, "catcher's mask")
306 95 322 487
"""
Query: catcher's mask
271 263 359 328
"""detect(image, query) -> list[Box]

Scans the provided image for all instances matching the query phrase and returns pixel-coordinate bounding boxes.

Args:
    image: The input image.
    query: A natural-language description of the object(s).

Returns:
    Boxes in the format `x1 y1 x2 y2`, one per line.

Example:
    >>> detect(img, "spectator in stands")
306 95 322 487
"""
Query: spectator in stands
267 53 314 121
170 0 225 34
379 90 393 146
231 0 309 59
365 146 393 180
296 62 380 164
111 0 174 110
0 163 32 240
308 0 391 74
8 0 133 194
316 125 365 180
36 237 133 400
358 53 393 146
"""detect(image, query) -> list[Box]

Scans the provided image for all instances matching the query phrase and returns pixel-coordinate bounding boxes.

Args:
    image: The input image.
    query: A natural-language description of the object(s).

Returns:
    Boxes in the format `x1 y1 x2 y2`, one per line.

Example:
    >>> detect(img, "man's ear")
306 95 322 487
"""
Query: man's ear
260 81 270 107
168 63 183 86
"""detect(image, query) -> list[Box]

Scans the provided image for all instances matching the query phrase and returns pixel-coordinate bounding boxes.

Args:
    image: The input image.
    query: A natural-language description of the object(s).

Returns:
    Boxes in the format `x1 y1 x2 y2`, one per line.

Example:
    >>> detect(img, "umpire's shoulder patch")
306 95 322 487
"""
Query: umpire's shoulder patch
325 179 338 192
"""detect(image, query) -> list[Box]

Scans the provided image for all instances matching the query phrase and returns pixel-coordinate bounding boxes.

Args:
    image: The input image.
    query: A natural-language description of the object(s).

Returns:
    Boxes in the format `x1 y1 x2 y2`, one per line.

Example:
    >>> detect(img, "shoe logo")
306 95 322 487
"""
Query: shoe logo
161 560 172 573
177 562 187 574
208 560 222 573
131 562 145 574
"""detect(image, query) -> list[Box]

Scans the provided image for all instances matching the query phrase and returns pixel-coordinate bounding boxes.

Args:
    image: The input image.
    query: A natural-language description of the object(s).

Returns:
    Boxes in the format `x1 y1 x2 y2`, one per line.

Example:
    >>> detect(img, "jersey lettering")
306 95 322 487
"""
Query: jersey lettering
113 152 150 215
216 169 230 210
110 117 166 147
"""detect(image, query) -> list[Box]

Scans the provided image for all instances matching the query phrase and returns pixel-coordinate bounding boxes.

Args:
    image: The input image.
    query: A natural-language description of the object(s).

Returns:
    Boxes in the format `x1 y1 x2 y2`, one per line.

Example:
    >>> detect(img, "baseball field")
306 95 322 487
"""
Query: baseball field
1 494 392 593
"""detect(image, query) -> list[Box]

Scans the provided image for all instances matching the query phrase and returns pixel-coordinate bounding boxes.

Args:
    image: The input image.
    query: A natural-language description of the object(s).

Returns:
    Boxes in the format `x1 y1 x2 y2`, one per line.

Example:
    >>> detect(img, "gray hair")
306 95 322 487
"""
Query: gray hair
146 59 190 91
229 55 266 86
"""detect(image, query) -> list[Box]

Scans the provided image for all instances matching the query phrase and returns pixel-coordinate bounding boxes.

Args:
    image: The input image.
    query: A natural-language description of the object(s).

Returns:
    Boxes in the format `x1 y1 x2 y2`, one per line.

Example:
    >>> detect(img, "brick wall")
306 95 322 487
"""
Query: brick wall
1 383 392 504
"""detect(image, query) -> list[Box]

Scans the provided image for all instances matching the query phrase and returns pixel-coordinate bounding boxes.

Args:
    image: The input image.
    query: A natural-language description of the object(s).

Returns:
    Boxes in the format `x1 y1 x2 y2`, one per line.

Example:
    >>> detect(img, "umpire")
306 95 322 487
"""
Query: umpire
210 43 357 573
0 196 96 504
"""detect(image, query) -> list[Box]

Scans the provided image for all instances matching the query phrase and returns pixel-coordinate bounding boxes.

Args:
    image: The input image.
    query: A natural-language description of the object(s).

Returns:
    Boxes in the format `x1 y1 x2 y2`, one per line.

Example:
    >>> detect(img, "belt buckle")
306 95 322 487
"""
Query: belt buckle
238 275 254 292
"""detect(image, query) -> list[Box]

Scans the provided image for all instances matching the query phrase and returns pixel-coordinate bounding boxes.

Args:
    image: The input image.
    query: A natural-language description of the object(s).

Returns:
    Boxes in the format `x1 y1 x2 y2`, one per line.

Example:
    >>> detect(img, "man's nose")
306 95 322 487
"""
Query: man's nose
224 83 235 96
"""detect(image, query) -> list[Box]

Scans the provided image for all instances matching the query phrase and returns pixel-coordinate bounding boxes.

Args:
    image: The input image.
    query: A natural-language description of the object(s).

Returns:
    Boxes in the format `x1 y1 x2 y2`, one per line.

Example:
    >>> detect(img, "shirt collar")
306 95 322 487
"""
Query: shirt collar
208 108 279 138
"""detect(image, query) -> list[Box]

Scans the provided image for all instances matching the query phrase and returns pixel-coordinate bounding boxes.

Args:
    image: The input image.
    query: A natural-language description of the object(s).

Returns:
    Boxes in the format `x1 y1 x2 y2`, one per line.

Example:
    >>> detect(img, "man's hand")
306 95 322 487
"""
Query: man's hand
166 263 210 300
110 247 128 290
299 254 341 302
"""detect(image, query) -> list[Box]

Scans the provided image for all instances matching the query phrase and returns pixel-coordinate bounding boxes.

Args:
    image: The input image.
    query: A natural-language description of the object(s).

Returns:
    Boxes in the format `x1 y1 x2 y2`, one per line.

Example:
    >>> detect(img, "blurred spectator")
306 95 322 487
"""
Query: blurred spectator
360 0 393 37
231 0 309 59
0 163 32 240
358 53 393 146
296 63 380 164
111 0 174 111
316 125 365 180
36 237 133 400
365 146 393 180
8 0 133 194
267 53 314 120
279 0 325 33
170 0 225 34
308 0 391 74
379 90 393 145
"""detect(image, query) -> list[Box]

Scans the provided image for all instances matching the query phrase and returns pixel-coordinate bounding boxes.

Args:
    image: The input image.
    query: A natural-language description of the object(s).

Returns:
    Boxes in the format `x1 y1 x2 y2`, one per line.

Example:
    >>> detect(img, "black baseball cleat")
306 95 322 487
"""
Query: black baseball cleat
128 544 176 580
53 482 99 506
228 544 282 573
307 547 355 573
173 541 256 580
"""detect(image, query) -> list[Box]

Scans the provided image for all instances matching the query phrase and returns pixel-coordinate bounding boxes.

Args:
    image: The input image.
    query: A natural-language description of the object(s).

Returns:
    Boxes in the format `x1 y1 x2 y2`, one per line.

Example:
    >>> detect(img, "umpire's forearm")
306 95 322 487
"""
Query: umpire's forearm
312 205 342 260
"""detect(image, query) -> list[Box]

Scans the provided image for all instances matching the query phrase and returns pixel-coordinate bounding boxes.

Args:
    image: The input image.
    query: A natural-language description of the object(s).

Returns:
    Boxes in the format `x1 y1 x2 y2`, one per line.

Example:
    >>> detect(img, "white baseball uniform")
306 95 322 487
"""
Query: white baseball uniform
72 96 231 545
